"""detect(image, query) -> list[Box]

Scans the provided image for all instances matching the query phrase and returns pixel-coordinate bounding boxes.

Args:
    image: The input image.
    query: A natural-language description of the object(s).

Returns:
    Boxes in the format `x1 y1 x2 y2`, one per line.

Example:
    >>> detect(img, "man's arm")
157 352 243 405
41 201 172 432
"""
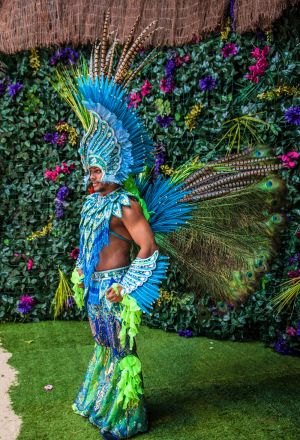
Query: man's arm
106 198 158 302
121 198 158 258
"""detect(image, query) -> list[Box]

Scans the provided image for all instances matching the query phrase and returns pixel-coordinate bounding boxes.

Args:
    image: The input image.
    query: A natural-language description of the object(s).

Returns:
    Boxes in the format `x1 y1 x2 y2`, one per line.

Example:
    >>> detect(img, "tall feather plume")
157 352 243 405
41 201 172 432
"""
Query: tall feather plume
100 9 111 75
89 47 95 80
93 40 101 78
106 32 118 81
116 16 140 72
115 21 157 84
123 48 158 88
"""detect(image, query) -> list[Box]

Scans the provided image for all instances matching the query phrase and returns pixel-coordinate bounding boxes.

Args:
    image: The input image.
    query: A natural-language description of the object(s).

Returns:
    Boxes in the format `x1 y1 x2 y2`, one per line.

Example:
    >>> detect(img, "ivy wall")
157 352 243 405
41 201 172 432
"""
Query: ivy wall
0 8 299 355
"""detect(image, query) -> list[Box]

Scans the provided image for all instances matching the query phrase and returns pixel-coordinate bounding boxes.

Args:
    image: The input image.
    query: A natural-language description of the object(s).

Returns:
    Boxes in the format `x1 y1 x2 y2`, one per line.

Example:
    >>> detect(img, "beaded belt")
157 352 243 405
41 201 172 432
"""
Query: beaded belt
91 265 130 281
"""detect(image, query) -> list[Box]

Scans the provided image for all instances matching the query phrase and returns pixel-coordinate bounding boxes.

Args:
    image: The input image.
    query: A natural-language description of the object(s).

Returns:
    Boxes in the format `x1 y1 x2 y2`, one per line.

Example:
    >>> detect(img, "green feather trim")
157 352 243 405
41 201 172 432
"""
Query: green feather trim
123 175 152 220
119 295 142 350
52 59 91 131
70 267 84 309
117 355 143 410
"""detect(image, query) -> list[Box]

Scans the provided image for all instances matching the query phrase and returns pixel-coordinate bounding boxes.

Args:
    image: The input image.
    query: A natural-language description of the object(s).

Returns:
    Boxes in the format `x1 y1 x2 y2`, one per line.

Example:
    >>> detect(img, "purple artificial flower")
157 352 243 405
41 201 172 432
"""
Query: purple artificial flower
66 296 74 308
284 106 300 125
0 81 7 96
156 115 173 128
8 82 23 97
221 42 238 58
178 329 193 338
55 201 64 219
44 132 60 144
57 185 69 201
199 75 217 91
16 294 34 315
50 47 79 66
274 338 293 355
153 143 166 177
288 252 300 265
296 322 300 337
17 303 33 314
55 185 69 218
165 59 176 77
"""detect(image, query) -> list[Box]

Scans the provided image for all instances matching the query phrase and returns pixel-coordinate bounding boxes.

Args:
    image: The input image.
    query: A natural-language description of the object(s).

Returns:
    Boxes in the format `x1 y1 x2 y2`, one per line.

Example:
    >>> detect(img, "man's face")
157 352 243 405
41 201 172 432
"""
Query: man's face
89 166 106 192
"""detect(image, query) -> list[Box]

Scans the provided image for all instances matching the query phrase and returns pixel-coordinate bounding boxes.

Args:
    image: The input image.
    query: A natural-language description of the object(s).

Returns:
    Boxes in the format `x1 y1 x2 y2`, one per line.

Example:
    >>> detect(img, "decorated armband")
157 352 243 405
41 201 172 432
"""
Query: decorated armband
120 250 169 314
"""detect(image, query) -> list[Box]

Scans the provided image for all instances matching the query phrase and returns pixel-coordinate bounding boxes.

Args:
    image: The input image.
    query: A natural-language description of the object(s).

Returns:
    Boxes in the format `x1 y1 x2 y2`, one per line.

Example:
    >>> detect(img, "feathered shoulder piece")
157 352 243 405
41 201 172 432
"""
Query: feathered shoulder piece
54 10 157 184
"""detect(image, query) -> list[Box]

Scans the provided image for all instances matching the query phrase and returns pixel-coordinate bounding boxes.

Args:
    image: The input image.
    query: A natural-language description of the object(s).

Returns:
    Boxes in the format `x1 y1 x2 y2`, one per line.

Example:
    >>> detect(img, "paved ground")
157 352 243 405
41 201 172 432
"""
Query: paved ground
0 341 22 440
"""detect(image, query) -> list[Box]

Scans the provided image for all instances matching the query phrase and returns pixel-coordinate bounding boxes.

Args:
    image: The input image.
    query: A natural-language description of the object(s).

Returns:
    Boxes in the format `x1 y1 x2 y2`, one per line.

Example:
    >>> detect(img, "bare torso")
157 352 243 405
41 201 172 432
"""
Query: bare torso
95 214 132 271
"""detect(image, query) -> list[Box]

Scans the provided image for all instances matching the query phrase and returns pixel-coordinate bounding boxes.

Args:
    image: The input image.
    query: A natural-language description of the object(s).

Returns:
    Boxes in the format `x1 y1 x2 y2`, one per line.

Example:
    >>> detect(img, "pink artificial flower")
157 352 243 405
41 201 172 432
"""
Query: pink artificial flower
278 151 299 168
70 247 80 259
159 77 175 93
44 169 59 181
127 92 142 109
27 259 34 271
286 151 299 159
246 45 270 83
286 326 297 337
20 294 35 306
174 55 184 67
262 45 270 56
141 80 152 97
183 53 191 63
44 384 53 391
221 43 238 58
250 47 261 59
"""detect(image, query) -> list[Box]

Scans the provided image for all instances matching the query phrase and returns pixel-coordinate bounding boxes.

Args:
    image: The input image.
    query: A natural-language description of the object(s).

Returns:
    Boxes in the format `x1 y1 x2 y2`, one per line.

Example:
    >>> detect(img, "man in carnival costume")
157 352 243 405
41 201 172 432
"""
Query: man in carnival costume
54 11 289 440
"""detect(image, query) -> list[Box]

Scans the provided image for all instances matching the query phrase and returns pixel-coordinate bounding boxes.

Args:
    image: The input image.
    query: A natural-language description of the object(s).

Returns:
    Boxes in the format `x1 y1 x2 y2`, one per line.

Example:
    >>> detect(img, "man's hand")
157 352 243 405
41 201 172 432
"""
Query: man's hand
76 268 84 288
106 284 123 303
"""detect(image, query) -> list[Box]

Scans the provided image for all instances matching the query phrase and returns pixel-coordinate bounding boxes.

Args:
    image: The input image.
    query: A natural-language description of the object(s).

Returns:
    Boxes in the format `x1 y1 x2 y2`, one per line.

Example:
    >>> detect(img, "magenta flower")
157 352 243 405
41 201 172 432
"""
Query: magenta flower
159 77 175 94
20 295 35 306
17 295 35 315
27 259 34 271
141 80 152 97
246 45 269 83
286 326 297 337
278 151 299 168
127 92 142 109
221 43 238 58
70 247 80 259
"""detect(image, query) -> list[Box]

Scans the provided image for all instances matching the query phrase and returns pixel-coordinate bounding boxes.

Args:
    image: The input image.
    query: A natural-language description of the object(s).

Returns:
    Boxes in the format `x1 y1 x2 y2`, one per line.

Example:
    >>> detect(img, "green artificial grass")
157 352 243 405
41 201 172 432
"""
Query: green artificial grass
0 321 300 440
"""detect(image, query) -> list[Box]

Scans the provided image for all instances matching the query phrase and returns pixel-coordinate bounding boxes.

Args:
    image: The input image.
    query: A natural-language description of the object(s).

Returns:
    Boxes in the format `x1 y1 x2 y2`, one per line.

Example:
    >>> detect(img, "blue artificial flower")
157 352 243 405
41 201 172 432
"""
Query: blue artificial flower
199 75 217 91
284 106 300 125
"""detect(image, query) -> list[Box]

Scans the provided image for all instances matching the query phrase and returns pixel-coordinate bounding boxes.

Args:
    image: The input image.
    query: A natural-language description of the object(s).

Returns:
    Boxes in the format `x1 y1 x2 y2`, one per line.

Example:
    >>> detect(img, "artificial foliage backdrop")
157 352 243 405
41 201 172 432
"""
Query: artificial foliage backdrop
0 8 299 355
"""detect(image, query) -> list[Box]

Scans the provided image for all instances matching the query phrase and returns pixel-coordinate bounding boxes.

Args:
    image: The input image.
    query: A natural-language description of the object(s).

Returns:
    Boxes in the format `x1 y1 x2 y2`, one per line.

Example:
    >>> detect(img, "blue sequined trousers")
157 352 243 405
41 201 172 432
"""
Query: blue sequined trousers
72 266 148 438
